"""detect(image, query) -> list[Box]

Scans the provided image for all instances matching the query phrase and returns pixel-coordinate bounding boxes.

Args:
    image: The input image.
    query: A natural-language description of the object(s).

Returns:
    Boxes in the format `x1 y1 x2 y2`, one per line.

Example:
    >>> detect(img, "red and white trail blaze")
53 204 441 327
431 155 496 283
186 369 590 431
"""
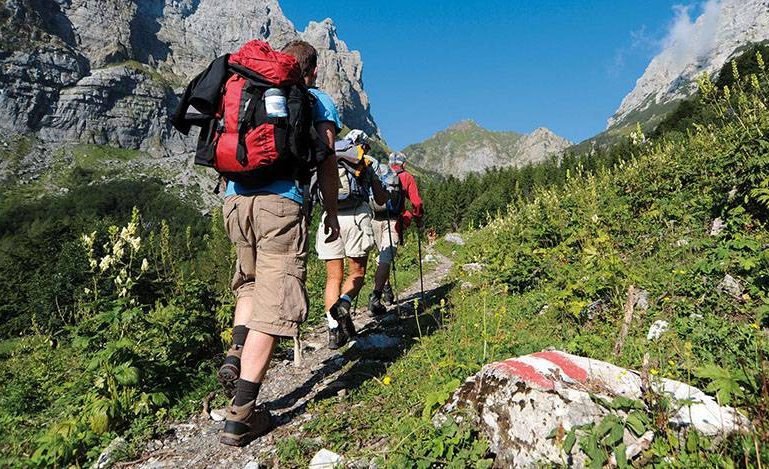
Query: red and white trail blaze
492 351 588 389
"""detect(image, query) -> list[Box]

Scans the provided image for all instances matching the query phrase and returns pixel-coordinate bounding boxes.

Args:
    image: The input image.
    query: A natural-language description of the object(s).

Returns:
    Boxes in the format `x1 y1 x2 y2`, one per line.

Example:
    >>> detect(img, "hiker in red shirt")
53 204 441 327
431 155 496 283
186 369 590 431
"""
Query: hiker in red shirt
391 152 423 234
368 152 424 313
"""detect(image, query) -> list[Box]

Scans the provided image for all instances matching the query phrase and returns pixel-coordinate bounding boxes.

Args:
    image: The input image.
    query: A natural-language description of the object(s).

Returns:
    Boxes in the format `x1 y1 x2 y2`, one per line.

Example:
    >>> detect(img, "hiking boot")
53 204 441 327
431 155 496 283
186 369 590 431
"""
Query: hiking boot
220 400 272 447
382 284 395 305
328 326 348 350
217 346 241 397
328 299 356 350
329 299 356 339
369 292 387 316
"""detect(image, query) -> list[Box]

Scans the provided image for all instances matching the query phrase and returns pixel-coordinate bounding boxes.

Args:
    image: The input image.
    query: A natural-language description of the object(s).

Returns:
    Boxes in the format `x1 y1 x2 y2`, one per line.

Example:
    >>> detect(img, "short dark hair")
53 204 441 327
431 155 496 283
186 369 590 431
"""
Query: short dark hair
281 40 318 78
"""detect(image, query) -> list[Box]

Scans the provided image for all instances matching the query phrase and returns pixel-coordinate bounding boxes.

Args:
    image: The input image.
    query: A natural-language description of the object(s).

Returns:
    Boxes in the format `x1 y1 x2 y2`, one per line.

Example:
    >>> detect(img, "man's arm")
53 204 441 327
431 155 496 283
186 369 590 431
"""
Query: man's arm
399 171 424 229
316 121 340 242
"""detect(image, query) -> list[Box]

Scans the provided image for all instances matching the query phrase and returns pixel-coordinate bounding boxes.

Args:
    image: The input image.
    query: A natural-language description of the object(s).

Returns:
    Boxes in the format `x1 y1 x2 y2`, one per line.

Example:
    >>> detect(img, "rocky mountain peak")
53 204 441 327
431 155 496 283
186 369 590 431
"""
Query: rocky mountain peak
404 122 570 178
446 120 481 132
529 127 556 138
609 0 769 129
302 19 342 52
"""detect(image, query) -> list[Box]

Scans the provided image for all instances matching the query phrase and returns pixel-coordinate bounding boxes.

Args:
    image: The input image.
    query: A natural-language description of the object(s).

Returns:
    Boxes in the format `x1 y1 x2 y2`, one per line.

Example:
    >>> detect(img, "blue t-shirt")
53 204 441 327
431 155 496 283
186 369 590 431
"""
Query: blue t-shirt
224 88 342 203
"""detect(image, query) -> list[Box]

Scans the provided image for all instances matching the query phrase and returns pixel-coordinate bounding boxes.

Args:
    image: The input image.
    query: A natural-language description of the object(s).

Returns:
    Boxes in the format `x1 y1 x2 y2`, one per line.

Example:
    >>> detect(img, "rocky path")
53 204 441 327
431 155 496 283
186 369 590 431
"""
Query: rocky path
127 250 453 468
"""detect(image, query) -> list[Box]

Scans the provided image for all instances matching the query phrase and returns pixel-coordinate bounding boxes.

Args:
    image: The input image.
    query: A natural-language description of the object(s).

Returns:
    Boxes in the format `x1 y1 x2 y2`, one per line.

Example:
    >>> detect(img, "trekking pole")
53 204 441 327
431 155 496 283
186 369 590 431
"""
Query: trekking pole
386 217 402 317
416 226 425 309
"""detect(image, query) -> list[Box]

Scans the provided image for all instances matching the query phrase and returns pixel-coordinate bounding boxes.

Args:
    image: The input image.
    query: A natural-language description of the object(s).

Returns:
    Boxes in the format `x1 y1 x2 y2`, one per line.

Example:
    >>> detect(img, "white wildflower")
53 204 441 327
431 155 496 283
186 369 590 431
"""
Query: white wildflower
89 259 98 269
129 236 141 252
81 233 94 249
140 258 149 272
84 288 91 295
99 255 112 272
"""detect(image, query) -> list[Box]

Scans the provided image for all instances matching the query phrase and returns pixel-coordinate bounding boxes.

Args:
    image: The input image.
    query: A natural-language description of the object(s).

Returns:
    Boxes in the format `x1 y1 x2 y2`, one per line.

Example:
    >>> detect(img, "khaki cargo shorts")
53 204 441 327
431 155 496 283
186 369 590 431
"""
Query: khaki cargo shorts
223 193 308 338
316 203 374 260
371 217 399 265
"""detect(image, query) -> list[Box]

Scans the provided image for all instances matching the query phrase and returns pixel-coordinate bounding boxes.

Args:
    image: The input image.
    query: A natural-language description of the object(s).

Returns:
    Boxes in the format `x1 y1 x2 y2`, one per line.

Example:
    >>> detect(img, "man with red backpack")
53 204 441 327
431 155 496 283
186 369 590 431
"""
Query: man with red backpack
368 152 423 315
174 40 341 446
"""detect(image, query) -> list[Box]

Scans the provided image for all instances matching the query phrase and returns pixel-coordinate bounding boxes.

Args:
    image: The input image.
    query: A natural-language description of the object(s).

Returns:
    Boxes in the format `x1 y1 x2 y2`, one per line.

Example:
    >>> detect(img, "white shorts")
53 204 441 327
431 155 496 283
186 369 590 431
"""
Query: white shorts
316 204 375 260
371 218 399 265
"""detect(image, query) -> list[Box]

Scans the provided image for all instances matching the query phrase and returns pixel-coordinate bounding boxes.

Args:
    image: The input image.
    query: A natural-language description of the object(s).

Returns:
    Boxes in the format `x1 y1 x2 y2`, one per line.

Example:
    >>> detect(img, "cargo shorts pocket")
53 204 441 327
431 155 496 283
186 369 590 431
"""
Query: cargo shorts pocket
252 253 308 331
281 256 309 324
223 198 250 247
257 199 303 251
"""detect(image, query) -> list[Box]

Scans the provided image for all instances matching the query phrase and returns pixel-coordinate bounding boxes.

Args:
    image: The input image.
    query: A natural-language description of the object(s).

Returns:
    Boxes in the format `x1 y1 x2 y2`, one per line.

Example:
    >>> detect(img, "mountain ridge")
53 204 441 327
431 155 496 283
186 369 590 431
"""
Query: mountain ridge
608 0 769 130
404 120 570 178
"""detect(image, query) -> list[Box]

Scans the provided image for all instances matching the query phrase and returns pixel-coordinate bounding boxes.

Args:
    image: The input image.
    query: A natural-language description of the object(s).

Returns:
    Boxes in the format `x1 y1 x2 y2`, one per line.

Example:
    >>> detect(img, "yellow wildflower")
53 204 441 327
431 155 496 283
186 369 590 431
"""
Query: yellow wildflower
649 368 659 376
382 376 392 386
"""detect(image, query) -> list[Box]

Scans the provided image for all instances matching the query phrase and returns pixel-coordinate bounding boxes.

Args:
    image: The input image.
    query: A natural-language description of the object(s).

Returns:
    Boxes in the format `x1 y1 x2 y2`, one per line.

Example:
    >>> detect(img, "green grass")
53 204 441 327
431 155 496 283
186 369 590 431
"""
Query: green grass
0 338 21 357
72 144 142 168
287 68 769 467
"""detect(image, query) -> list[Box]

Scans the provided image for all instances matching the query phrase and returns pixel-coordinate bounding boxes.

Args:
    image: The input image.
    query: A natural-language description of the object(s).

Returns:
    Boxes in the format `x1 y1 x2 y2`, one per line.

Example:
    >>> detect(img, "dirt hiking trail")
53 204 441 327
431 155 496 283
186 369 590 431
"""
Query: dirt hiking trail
126 249 454 468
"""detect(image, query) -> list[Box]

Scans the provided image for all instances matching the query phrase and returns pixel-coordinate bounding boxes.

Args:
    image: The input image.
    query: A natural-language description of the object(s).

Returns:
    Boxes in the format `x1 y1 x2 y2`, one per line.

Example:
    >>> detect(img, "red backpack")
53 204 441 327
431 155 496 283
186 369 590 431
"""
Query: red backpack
197 41 326 185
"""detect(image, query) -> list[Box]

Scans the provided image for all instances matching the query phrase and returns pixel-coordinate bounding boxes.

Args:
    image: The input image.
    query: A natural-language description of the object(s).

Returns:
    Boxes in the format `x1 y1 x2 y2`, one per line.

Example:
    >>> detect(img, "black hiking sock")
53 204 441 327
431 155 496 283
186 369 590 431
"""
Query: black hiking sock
233 379 261 406
232 325 248 348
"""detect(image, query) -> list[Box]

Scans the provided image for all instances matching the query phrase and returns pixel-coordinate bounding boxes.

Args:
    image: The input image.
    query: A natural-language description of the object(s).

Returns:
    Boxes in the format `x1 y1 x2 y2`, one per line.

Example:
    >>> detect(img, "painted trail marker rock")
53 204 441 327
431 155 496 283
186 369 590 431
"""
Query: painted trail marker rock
437 350 750 468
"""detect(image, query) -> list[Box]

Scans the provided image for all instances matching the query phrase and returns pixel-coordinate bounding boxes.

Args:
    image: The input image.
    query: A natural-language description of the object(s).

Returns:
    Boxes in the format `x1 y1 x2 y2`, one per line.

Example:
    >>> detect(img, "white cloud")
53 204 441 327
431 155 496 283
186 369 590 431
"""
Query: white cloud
661 0 723 71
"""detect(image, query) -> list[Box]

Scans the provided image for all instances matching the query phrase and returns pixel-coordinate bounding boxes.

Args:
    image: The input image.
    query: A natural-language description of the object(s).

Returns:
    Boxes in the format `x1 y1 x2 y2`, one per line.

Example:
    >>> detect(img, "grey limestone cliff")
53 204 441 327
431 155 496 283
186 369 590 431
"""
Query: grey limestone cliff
609 0 769 129
0 0 379 157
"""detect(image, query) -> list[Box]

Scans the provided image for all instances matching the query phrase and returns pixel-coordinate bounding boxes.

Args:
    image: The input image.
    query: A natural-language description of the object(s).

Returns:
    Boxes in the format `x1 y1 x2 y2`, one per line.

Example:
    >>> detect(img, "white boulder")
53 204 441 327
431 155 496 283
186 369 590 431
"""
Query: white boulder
438 350 750 468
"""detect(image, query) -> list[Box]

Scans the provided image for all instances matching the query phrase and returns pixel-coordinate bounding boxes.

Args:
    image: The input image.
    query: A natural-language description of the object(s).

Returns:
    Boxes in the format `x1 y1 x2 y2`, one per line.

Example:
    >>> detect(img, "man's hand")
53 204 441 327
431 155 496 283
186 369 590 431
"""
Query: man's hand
324 212 340 243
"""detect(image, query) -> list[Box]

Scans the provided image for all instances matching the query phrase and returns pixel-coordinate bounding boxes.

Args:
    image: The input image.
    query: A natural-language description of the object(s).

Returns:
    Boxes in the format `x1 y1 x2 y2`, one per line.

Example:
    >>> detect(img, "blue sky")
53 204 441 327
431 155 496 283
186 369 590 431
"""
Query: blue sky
282 0 695 149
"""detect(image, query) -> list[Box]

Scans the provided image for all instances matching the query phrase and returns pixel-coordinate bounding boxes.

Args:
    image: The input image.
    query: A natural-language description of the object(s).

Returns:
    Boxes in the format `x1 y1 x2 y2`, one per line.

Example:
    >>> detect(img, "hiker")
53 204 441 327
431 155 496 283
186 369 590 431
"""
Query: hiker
368 152 424 315
174 39 341 447
317 130 388 349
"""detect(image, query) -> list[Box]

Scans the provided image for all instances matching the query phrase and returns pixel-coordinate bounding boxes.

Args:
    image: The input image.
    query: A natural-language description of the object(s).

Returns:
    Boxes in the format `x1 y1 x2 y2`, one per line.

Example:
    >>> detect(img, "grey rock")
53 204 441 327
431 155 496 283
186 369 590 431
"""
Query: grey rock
462 262 485 273
242 461 265 469
444 233 465 245
0 45 88 134
634 289 650 311
647 320 669 341
210 407 227 422
353 334 400 352
309 449 343 469
438 350 750 468
718 274 743 298
38 65 182 152
92 436 128 469
710 217 726 236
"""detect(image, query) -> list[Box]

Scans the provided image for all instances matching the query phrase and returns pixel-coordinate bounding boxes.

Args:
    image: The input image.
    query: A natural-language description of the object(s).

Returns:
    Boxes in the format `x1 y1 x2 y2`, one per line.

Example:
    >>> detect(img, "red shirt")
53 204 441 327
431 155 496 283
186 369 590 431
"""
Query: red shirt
391 164 423 231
